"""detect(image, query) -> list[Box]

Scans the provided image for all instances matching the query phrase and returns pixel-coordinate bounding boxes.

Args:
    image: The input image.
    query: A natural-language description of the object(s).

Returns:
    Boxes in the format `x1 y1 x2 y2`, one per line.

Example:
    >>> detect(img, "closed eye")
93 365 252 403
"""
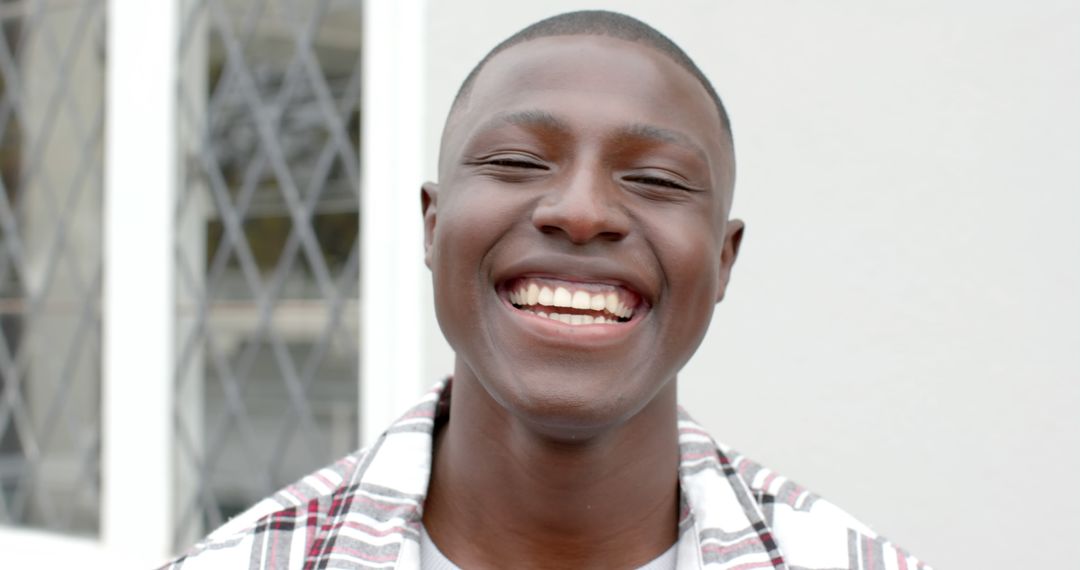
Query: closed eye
467 151 550 170
625 175 693 191
486 158 548 169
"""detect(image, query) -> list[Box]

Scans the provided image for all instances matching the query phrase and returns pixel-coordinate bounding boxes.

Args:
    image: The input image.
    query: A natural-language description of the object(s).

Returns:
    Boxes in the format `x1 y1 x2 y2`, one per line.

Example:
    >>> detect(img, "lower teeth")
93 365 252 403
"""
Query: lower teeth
513 304 628 324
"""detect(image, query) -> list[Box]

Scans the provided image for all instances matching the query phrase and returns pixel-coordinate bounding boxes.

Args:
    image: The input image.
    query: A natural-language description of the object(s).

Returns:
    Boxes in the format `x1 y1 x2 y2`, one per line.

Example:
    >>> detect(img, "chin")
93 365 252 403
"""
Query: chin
479 360 674 441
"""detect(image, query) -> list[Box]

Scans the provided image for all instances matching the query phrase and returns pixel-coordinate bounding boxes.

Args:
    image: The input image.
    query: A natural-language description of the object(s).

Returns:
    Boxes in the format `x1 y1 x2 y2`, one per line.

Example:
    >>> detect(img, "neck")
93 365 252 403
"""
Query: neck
422 364 680 569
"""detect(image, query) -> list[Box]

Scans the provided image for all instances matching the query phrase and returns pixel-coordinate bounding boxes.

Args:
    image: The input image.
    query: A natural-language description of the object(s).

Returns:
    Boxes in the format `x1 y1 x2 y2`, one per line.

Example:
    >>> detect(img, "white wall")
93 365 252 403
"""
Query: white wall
421 2 1080 568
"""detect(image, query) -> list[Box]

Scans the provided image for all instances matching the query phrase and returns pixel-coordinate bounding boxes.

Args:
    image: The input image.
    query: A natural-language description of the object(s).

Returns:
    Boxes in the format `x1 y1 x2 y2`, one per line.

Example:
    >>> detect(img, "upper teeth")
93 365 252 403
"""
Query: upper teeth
507 281 635 319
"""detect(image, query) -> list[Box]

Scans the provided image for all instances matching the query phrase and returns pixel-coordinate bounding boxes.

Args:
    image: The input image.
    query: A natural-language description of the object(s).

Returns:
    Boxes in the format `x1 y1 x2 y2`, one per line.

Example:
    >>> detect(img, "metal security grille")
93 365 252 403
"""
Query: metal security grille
0 0 106 536
173 0 361 549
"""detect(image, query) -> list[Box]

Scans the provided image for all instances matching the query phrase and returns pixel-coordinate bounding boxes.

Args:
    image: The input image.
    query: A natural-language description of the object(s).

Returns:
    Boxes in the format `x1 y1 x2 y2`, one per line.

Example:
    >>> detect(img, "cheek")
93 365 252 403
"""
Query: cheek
652 217 723 357
651 207 722 293
428 190 514 346
432 184 526 279
430 203 479 345
431 192 489 274
672 249 721 317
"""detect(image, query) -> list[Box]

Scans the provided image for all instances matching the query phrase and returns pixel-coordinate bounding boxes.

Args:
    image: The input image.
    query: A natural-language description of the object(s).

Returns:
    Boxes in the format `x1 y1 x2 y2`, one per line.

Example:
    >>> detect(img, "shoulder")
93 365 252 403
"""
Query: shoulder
161 382 445 569
158 449 370 569
719 443 932 570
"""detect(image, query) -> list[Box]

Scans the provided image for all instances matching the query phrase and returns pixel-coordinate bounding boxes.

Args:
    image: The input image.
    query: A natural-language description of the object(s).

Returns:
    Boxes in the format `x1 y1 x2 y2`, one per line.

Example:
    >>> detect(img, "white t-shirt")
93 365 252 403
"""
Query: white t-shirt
419 524 678 570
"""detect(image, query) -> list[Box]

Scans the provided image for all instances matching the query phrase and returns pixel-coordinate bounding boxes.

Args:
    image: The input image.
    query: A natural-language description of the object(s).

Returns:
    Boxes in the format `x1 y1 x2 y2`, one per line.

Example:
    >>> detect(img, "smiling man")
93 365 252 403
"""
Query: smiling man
165 10 929 570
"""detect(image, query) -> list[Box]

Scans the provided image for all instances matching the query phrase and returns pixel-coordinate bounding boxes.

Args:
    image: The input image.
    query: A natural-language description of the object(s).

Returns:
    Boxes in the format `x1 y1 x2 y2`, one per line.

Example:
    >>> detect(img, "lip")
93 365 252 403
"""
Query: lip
493 254 657 309
496 289 648 344
491 253 655 345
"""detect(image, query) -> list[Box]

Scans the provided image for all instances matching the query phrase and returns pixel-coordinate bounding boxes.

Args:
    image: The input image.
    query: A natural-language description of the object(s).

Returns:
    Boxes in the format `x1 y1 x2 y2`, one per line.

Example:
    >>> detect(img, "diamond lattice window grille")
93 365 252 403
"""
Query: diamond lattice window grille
0 0 106 536
174 0 361 550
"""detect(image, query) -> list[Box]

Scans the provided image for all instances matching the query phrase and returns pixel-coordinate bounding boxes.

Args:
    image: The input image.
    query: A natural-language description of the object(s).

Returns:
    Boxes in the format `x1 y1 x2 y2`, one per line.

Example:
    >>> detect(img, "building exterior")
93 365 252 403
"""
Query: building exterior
0 0 411 565
0 2 1076 569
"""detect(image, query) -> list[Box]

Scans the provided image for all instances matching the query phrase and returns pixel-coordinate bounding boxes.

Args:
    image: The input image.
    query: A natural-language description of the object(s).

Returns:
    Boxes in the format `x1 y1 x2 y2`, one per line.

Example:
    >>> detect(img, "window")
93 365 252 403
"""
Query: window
0 0 106 538
0 2 425 563
173 0 362 550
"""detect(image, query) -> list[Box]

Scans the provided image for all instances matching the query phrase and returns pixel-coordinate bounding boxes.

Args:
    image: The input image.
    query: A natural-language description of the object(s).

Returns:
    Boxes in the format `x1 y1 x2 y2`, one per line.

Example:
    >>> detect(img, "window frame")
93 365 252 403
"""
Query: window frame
0 0 429 565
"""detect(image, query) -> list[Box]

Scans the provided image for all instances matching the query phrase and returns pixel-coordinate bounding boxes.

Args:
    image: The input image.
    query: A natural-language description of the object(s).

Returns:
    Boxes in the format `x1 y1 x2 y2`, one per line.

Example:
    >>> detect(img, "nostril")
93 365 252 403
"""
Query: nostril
538 224 625 244
531 191 630 243
538 224 562 236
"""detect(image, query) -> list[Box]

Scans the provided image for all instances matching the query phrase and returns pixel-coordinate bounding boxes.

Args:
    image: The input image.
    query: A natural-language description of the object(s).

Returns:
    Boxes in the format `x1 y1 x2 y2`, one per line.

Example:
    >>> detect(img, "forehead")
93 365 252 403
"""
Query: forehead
443 35 732 188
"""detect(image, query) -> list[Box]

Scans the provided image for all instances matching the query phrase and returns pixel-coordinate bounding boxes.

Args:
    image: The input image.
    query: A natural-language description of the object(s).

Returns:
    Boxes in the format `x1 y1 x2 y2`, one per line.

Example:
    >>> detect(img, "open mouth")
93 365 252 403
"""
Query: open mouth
501 277 642 326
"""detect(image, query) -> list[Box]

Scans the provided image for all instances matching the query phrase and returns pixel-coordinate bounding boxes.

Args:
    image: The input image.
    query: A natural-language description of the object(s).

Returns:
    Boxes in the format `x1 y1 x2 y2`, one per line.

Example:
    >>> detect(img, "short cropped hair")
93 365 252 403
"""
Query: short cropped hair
451 10 733 143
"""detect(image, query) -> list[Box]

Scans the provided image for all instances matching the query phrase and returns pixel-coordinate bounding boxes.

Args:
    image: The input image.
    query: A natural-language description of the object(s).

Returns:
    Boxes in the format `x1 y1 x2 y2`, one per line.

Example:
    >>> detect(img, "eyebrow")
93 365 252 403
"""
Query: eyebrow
616 123 709 163
475 110 572 135
472 110 708 162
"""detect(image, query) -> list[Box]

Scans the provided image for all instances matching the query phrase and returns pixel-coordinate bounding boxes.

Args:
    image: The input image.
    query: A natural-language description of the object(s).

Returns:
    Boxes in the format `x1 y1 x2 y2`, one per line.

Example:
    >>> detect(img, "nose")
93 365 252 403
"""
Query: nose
531 166 629 244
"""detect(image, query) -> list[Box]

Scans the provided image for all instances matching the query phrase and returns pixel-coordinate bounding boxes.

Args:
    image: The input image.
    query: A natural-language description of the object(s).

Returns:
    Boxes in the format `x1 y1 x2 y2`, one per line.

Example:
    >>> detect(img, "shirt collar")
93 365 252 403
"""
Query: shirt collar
358 379 783 570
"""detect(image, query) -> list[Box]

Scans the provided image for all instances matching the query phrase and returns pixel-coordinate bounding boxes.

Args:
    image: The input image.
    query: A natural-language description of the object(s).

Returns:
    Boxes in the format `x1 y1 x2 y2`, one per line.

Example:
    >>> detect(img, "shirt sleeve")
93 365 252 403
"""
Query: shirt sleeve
157 450 367 569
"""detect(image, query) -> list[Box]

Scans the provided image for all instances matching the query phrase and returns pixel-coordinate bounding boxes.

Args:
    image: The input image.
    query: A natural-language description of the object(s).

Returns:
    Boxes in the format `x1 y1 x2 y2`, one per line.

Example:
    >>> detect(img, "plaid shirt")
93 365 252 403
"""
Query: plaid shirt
163 380 930 569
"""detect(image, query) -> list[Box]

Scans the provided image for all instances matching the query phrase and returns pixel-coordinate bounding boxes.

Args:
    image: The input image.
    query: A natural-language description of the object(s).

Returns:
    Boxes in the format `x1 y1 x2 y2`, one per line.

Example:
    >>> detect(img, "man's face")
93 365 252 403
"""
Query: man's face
424 35 742 436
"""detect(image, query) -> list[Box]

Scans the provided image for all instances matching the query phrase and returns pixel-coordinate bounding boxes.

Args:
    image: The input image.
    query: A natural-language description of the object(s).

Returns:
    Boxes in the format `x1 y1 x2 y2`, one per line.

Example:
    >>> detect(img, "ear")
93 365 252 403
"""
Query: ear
421 182 439 269
715 219 745 303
